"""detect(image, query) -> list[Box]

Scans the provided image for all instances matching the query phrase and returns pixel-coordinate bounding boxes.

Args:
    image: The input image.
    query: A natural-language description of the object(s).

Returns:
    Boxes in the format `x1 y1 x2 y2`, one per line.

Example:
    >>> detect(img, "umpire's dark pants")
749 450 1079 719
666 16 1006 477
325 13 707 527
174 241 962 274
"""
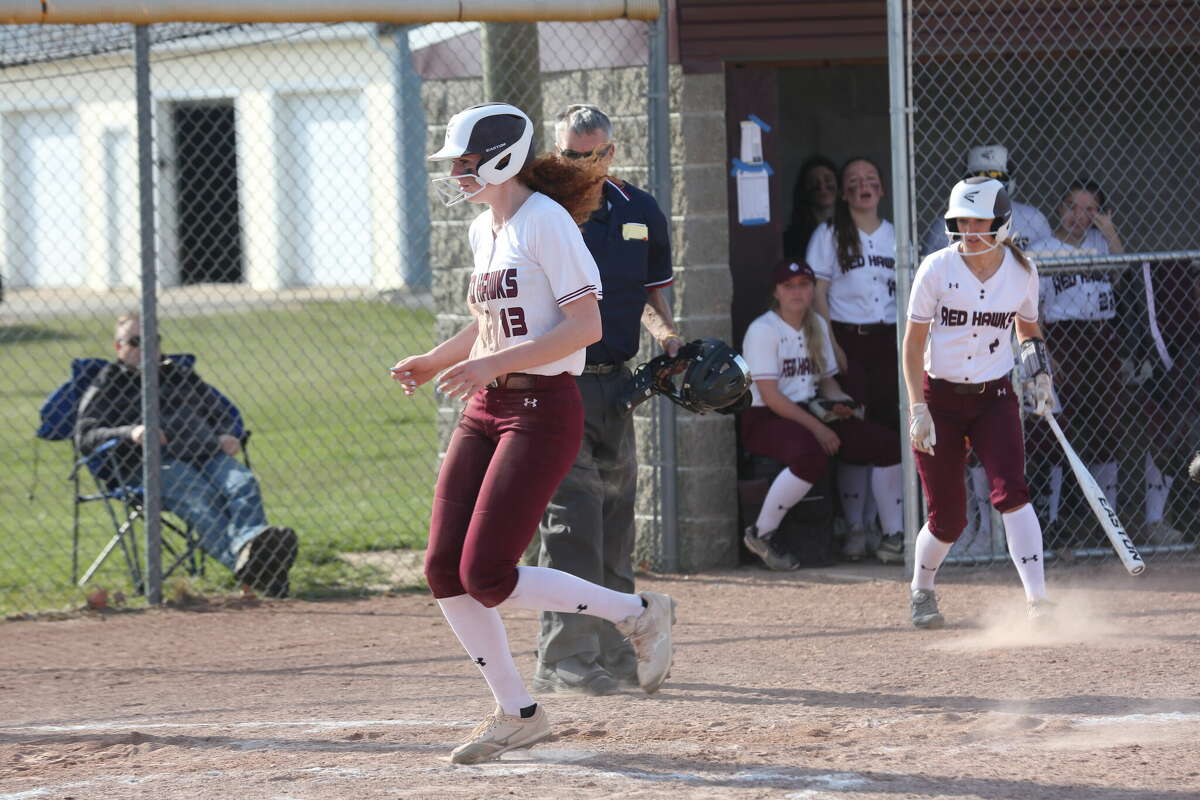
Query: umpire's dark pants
537 368 637 667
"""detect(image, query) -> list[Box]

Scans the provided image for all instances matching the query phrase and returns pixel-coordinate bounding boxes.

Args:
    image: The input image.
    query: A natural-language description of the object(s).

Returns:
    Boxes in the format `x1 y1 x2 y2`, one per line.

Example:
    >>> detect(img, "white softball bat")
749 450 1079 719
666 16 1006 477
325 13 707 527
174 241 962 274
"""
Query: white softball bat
1044 413 1144 576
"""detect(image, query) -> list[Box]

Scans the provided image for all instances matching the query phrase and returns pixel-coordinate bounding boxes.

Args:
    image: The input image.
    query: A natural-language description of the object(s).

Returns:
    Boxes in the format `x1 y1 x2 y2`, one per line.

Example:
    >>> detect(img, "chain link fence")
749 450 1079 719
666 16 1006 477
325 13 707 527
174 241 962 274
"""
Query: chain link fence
907 0 1200 567
1 16 658 615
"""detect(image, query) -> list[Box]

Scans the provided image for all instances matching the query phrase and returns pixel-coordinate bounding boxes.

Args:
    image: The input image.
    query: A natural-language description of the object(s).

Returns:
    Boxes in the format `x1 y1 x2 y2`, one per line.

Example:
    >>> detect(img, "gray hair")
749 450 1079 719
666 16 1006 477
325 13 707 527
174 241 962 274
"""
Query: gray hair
555 103 612 140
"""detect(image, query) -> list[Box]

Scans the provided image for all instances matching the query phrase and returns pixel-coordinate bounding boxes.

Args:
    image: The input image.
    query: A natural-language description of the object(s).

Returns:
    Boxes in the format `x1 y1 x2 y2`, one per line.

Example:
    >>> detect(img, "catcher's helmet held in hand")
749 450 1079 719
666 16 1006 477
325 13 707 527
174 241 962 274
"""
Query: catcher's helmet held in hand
428 102 533 206
944 176 1013 249
620 338 751 415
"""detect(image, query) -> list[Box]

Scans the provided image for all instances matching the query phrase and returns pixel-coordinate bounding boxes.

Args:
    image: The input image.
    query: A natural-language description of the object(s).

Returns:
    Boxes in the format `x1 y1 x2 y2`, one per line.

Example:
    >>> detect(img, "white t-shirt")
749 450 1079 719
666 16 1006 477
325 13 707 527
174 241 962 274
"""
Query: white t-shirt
908 246 1039 384
1028 230 1113 322
806 220 897 324
742 311 838 407
466 192 603 376
920 200 1053 257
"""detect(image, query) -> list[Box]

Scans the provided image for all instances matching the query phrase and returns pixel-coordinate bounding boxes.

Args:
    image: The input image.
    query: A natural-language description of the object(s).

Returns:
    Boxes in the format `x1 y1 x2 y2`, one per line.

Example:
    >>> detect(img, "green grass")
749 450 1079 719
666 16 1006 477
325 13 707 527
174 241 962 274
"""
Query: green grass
1 301 439 615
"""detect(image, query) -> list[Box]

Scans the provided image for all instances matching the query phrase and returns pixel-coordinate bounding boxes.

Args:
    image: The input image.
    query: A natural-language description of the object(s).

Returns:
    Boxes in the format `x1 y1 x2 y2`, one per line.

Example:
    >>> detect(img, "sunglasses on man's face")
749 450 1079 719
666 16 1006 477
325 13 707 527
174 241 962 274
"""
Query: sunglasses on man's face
560 143 613 161
121 335 160 348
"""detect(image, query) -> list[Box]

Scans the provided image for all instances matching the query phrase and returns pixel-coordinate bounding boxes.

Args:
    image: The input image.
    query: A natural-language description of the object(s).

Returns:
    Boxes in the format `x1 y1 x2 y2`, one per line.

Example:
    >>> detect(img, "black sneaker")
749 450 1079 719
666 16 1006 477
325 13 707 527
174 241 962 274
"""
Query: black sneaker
532 655 618 696
877 533 904 564
743 525 799 571
235 526 298 597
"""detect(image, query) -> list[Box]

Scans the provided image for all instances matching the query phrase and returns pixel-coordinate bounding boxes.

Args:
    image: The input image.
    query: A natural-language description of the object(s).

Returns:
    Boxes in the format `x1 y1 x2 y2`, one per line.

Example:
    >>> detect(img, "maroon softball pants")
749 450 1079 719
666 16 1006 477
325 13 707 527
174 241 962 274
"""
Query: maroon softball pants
740 406 901 484
424 374 583 607
832 322 901 433
915 374 1031 543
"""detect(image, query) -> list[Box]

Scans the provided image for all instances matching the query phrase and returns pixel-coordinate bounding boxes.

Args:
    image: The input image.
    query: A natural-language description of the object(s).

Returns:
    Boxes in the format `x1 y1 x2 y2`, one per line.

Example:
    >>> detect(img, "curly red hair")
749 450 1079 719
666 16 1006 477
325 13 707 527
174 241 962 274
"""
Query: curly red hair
517 154 606 224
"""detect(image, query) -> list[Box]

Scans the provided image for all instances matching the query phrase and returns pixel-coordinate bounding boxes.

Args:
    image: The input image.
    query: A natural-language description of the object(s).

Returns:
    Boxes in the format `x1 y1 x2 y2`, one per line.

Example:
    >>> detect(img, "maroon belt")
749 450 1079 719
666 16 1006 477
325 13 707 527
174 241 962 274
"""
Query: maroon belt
487 372 570 390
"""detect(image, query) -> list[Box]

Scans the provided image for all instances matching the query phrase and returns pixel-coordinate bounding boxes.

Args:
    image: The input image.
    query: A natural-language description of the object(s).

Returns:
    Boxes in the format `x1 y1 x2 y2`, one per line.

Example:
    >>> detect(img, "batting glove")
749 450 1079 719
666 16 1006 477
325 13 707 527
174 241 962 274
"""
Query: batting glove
909 403 936 455
1031 373 1054 416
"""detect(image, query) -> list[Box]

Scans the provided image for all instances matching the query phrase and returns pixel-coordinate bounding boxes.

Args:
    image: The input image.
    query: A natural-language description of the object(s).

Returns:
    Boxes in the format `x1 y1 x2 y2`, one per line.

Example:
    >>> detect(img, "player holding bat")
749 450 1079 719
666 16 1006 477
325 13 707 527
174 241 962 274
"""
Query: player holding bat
902 177 1055 628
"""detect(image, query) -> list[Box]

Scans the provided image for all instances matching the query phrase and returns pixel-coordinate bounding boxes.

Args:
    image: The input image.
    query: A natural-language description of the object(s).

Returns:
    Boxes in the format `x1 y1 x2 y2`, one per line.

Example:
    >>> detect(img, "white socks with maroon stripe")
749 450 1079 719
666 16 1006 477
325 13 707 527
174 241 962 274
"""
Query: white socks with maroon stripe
500 566 643 623
838 462 870 530
755 467 813 534
911 523 953 591
871 464 904 536
437 594 533 716
1002 503 1047 601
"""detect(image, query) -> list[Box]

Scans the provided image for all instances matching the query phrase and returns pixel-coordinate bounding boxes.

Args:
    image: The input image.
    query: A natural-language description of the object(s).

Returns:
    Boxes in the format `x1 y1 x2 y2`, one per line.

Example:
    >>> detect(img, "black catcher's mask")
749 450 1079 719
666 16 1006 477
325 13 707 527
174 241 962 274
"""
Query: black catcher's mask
619 338 752 415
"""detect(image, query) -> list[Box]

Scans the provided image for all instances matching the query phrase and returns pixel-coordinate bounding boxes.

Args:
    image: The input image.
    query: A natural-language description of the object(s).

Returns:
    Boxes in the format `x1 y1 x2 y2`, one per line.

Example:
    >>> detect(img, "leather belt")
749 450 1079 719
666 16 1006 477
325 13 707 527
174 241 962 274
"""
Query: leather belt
832 321 895 336
582 361 622 375
932 377 990 395
487 373 541 390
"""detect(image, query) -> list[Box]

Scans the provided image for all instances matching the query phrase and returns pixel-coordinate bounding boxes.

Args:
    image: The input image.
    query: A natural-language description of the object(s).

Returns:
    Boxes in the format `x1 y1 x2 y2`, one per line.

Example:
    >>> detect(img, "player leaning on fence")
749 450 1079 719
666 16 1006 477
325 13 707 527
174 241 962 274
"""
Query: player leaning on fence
389 103 674 766
901 177 1055 629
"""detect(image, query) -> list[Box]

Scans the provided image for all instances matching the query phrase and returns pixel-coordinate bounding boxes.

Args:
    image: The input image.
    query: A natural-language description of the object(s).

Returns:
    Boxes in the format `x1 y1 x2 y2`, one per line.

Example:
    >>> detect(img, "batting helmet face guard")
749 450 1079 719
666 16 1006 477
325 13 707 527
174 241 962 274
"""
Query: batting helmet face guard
944 176 1013 253
428 103 534 206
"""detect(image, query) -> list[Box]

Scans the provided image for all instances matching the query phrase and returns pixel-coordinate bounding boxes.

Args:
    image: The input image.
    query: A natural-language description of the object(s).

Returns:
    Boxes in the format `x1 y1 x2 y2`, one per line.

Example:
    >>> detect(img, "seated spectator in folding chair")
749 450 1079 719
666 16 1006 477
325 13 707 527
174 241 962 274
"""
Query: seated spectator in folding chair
75 312 298 597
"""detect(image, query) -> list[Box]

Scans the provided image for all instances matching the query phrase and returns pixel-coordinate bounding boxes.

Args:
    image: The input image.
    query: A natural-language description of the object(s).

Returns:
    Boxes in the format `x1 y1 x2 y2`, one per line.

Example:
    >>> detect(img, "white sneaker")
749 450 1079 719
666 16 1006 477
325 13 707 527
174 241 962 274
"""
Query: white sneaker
615 591 675 694
449 704 552 765
1027 597 1057 626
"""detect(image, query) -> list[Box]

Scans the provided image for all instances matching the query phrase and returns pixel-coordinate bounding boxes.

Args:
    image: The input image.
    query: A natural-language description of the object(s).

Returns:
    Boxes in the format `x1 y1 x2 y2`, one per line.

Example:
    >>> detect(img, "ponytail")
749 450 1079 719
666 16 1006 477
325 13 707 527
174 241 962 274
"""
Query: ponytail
517 155 605 224
1003 240 1033 272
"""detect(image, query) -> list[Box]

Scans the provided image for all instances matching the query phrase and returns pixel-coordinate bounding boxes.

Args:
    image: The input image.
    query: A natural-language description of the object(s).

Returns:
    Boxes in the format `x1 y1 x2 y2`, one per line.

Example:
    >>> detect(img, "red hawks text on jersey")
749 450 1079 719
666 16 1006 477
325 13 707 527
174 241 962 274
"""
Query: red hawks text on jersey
806 220 897 324
465 192 602 376
908 246 1039 384
742 311 838 407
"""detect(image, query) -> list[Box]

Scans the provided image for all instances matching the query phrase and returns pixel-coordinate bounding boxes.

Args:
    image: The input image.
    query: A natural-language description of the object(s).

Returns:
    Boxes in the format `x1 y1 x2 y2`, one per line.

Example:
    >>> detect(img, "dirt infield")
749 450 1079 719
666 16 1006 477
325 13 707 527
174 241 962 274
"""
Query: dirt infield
2 563 1199 800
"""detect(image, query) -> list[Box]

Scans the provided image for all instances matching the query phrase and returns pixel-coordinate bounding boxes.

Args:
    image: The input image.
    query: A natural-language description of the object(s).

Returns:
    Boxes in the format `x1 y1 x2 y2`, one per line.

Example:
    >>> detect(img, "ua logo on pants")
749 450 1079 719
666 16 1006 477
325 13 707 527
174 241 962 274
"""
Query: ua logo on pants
524 397 538 408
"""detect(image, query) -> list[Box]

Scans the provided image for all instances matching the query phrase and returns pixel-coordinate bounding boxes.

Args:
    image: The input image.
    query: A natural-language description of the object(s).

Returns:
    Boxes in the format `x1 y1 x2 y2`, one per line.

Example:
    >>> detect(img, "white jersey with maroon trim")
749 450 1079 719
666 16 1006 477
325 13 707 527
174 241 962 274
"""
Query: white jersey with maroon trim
908 246 1039 384
806 220 897 324
1028 230 1114 323
466 192 603 376
742 310 838 407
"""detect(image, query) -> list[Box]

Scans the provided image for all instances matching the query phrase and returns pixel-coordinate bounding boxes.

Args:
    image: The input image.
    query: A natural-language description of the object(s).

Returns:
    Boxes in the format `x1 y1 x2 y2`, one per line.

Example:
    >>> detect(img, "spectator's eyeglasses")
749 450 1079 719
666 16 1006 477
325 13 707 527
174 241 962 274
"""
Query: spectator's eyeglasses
120 335 160 348
973 169 1009 182
560 142 614 162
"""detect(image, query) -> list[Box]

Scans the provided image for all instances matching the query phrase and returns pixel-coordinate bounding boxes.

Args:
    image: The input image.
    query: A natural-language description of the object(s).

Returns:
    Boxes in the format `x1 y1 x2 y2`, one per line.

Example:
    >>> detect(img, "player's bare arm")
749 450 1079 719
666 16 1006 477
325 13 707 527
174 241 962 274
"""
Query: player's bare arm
812 279 849 373
391 321 479 395
816 375 856 418
901 320 930 408
641 287 683 356
437 295 602 400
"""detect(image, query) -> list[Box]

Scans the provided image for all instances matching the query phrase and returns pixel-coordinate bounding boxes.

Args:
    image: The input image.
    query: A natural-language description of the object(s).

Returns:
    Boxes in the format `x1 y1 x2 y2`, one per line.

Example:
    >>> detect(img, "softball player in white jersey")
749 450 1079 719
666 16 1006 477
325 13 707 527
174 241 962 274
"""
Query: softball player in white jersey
391 102 674 765
805 156 903 562
1026 179 1132 530
902 176 1055 629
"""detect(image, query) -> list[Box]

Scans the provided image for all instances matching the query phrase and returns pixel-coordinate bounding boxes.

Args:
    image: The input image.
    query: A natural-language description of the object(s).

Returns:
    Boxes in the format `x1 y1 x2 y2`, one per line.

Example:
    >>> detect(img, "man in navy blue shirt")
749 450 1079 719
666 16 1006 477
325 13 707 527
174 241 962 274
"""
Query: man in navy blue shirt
533 104 682 695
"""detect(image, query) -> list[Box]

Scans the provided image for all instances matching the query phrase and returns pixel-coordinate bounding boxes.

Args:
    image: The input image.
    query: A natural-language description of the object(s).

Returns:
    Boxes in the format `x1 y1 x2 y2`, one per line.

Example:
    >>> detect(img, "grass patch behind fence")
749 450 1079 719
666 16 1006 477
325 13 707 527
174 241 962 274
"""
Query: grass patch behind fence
1 299 439 616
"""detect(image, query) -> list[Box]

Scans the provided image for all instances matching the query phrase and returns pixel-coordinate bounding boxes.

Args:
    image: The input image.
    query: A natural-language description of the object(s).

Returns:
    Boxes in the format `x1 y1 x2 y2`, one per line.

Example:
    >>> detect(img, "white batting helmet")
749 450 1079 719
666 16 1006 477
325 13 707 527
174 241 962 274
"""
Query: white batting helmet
965 144 1017 199
944 176 1013 249
428 102 533 206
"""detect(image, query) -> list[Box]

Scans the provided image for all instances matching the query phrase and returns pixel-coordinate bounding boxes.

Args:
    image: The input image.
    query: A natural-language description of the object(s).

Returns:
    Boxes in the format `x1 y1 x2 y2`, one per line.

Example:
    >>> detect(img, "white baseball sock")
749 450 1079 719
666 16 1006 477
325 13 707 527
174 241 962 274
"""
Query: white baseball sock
1144 453 1172 525
755 467 813 534
1002 503 1047 601
871 463 904 536
500 565 643 623
1047 464 1063 524
838 462 870 530
1090 461 1119 513
911 523 953 591
969 465 992 537
437 594 533 716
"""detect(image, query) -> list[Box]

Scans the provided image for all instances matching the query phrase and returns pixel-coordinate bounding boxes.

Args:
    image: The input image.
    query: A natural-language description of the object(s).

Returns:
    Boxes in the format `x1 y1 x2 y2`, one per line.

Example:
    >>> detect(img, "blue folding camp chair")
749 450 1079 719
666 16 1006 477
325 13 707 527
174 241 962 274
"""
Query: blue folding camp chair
36 355 249 592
